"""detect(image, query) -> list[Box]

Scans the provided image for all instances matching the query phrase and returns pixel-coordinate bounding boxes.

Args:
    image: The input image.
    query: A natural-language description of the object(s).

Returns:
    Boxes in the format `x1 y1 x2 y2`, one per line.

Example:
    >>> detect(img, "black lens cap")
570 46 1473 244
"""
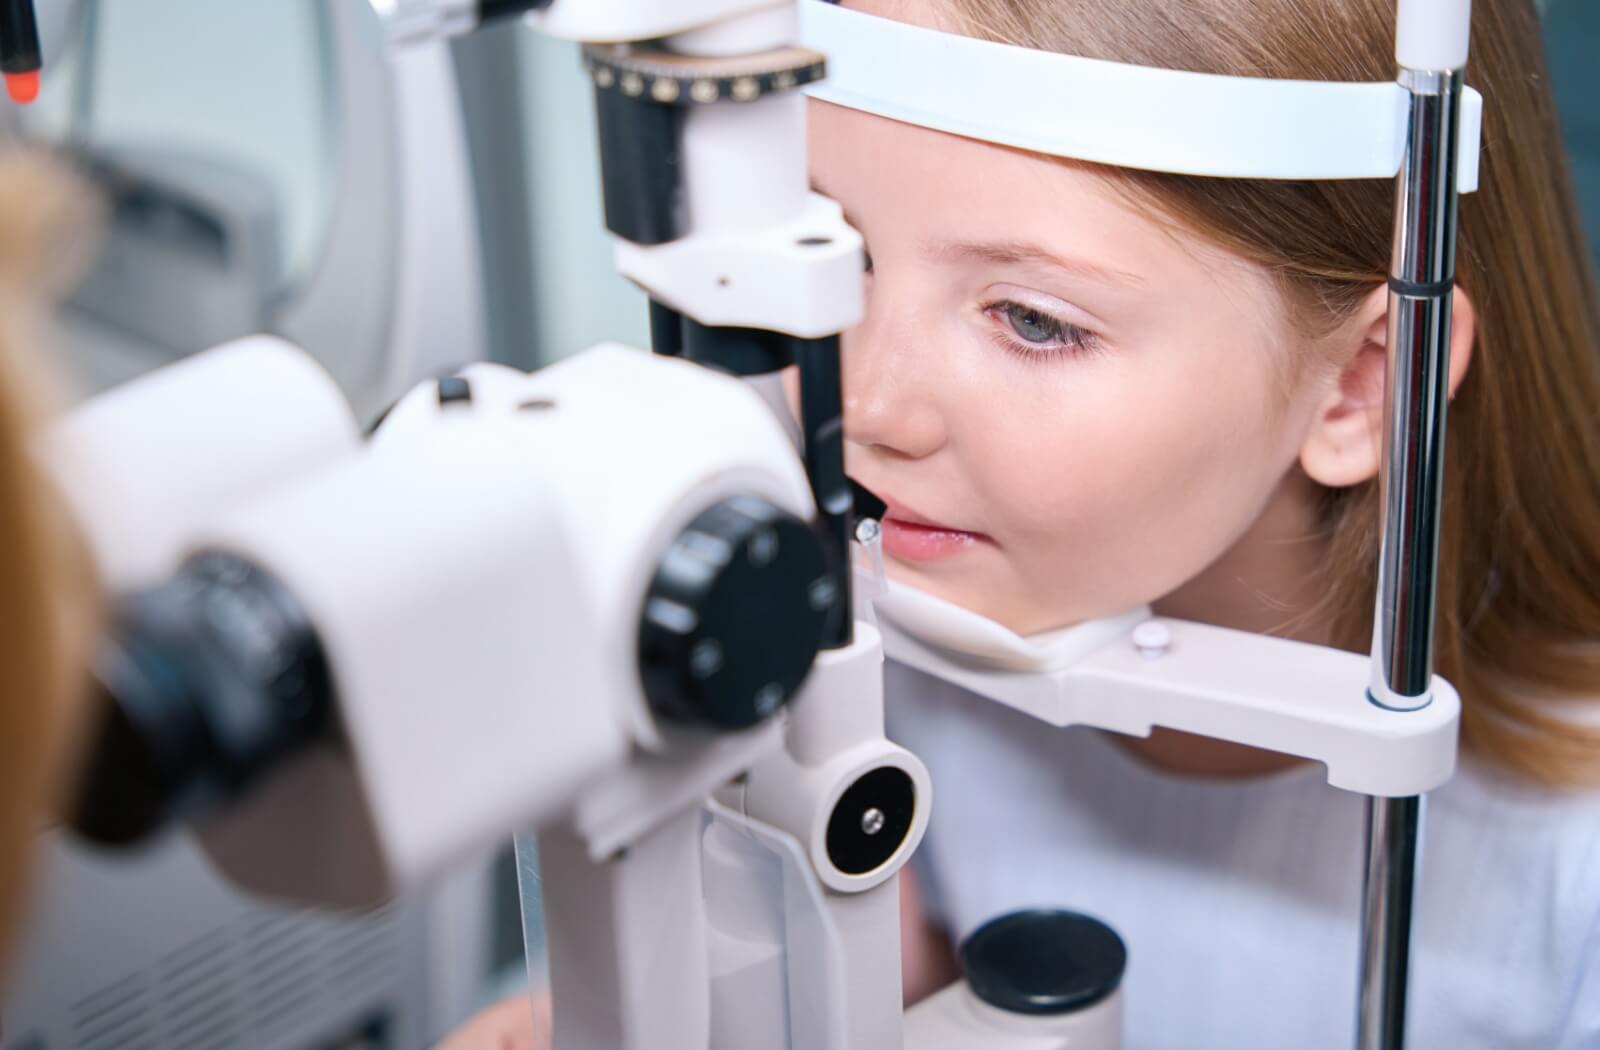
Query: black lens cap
959 909 1127 1016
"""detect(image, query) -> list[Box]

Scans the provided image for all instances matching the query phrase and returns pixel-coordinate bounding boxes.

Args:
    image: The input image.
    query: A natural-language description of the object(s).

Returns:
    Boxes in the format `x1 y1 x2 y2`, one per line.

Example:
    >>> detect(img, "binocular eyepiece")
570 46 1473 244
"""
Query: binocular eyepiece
72 552 335 846
69 493 838 849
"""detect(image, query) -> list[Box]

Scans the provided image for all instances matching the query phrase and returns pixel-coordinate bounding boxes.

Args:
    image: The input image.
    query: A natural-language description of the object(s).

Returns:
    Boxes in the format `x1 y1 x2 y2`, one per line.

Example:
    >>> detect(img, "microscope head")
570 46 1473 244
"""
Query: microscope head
59 342 837 906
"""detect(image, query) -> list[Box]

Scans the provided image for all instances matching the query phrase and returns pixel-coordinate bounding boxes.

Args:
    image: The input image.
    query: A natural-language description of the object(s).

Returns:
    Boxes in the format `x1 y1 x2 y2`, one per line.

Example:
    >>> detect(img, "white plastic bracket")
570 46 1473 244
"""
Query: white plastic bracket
615 193 865 338
569 721 786 863
880 617 1460 798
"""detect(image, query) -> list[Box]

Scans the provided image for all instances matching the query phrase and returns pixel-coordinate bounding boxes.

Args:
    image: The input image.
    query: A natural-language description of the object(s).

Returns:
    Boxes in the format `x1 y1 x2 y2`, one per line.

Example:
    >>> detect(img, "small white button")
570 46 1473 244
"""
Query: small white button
1132 619 1171 658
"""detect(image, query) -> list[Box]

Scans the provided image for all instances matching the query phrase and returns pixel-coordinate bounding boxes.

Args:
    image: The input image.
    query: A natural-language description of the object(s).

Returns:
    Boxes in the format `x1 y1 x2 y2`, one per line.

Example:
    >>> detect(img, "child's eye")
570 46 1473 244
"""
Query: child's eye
982 300 1100 359
1000 304 1062 344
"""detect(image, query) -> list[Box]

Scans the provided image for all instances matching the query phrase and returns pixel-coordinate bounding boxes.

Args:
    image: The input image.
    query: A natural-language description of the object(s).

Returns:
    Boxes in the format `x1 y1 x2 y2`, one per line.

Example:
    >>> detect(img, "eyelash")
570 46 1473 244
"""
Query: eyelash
980 300 1101 361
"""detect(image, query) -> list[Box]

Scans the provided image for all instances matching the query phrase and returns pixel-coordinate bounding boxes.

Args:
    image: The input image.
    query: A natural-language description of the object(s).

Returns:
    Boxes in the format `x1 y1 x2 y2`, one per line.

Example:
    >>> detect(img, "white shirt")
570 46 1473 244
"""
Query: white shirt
886 661 1600 1049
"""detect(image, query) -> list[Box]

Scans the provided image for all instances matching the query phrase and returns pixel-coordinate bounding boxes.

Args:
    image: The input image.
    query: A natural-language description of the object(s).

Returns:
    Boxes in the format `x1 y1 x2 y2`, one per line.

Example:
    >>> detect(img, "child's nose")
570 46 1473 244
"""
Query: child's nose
841 308 948 461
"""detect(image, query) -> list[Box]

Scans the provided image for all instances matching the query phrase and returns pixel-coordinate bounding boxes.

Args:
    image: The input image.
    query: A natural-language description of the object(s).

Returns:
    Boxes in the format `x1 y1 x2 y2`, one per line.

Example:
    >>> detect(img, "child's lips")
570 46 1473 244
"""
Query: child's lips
879 499 991 561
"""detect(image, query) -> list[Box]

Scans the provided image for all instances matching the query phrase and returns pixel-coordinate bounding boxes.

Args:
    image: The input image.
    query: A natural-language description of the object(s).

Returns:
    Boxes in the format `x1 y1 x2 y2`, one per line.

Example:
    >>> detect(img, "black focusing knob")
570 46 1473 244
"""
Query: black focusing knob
638 495 833 729
960 910 1127 1017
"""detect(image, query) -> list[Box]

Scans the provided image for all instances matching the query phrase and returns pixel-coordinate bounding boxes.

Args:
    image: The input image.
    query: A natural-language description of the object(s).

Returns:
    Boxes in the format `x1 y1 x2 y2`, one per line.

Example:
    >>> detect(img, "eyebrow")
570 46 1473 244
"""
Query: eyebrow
809 179 1146 290
924 238 1147 289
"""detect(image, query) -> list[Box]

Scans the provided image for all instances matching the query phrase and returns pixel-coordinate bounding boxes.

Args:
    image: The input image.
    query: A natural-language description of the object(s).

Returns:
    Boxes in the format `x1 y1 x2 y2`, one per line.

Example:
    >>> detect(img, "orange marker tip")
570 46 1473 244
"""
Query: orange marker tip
5 71 39 104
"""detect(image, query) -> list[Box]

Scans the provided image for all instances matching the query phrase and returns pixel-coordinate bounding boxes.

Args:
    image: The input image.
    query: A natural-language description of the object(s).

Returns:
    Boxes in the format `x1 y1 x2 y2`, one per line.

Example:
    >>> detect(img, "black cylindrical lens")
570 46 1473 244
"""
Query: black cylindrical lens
72 552 335 846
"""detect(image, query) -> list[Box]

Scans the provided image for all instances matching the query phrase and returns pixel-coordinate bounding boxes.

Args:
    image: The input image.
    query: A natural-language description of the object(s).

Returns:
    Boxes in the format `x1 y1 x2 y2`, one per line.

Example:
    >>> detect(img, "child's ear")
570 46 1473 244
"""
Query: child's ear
1299 285 1476 488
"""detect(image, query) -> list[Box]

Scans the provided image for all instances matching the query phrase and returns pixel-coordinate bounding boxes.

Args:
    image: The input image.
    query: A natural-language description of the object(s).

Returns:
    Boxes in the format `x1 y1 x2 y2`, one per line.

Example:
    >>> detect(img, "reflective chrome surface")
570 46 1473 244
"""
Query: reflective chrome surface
1372 69 1465 711
1390 69 1465 286
1357 795 1425 1050
1371 284 1455 710
1359 64 1466 1050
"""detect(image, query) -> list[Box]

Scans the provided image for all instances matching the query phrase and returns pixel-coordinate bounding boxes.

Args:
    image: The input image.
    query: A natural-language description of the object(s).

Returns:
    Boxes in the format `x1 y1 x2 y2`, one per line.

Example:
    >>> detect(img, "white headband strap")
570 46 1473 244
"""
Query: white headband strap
800 2 1482 192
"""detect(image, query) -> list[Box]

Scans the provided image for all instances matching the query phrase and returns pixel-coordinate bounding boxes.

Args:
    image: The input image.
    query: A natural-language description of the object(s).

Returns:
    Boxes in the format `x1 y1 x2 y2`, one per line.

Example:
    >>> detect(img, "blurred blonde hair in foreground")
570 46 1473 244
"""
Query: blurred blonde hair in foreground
0 144 99 973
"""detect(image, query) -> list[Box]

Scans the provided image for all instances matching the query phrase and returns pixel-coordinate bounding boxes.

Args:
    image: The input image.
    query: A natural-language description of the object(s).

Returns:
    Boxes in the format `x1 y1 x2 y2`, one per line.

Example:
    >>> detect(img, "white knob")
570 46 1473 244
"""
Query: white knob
1396 0 1472 71
1132 620 1171 658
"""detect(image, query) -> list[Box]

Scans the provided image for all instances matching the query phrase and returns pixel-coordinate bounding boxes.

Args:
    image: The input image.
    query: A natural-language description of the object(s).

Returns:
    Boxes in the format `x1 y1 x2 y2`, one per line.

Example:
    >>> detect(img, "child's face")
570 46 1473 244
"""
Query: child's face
810 96 1337 635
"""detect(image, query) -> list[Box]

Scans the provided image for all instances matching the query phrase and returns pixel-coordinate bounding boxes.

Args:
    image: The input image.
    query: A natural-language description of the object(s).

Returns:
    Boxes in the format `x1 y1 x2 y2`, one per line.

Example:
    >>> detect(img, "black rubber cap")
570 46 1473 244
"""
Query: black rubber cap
960 910 1127 1017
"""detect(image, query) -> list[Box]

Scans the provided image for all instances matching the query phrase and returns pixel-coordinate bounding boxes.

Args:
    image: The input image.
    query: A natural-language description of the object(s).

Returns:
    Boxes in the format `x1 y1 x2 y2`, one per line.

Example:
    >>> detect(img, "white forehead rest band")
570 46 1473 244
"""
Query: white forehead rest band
800 1 1482 192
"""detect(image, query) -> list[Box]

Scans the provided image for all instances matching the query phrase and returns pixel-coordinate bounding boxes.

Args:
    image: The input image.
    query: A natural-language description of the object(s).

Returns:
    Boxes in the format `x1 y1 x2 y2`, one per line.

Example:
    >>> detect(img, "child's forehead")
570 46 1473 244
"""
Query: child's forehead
810 106 1284 330
812 108 1137 234
842 0 963 32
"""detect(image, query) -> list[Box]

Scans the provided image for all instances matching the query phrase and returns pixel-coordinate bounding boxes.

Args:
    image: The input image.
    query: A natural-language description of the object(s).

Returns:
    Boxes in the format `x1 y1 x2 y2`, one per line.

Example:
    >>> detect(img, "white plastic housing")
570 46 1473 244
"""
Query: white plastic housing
525 0 788 43
533 723 787 1050
703 820 789 1044
744 735 928 897
684 94 810 238
39 336 359 591
569 721 785 863
374 347 818 753
879 615 1459 798
703 800 854 1050
743 626 929 895
616 81 864 336
905 981 1122 1050
741 625 922 1050
183 346 816 891
520 348 819 748
1396 0 1473 70
671 6 796 55
193 399 625 891
616 193 864 338
541 811 711 1050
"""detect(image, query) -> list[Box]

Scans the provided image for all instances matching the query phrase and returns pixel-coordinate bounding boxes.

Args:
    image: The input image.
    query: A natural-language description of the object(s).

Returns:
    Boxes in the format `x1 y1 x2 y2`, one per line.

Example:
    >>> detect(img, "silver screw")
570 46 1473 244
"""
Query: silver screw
809 577 838 611
860 808 886 836
855 518 882 545
690 639 724 679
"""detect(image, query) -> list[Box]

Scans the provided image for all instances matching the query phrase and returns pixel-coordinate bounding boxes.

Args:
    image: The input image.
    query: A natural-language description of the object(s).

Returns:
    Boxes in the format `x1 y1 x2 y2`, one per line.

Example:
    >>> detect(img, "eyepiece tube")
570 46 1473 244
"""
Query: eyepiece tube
71 553 335 846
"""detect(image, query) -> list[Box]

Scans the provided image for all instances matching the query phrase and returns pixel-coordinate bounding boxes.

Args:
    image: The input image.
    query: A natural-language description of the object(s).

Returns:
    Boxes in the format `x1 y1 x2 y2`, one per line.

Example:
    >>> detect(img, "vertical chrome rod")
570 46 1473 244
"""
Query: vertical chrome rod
1370 68 1466 713
1358 795 1426 1049
1358 21 1468 1044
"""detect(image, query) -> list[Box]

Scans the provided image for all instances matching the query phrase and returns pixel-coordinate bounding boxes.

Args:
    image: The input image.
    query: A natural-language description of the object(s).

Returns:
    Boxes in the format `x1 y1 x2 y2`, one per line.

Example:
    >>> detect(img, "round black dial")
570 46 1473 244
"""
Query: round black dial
638 496 834 730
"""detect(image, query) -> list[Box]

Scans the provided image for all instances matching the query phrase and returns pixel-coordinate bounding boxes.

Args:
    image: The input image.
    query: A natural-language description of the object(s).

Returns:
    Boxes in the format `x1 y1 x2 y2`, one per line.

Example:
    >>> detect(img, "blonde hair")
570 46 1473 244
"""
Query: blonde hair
947 0 1600 786
0 147 98 964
